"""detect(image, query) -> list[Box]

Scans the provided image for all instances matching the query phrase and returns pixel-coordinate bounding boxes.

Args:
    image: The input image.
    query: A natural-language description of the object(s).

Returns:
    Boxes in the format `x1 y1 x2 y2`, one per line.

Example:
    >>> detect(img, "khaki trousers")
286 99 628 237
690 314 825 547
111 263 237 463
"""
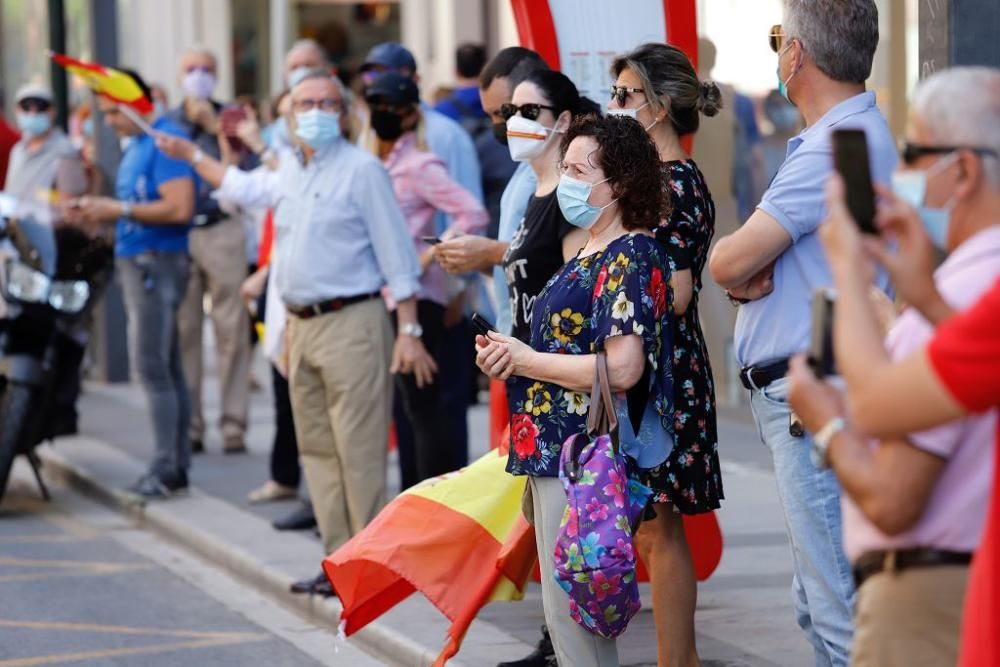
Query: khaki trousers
530 476 620 667
287 298 394 555
851 564 969 667
178 217 251 442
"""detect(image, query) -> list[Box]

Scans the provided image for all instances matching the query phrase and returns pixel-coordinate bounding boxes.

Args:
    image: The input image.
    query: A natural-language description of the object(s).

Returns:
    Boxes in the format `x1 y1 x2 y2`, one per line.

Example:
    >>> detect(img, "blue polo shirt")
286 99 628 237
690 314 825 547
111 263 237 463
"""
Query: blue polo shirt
734 92 897 367
114 116 195 258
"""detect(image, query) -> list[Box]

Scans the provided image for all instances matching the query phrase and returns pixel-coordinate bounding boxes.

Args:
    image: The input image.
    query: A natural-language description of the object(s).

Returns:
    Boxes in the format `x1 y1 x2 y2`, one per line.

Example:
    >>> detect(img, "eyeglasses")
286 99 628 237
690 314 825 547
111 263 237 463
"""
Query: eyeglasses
18 98 51 113
609 85 644 107
900 142 999 165
769 24 785 53
292 97 342 113
500 102 556 122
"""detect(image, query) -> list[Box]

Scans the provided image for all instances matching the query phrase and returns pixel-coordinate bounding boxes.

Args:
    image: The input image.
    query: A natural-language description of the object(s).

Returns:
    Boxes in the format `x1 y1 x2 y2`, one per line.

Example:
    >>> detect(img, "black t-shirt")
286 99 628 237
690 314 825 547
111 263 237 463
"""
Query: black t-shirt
502 190 574 343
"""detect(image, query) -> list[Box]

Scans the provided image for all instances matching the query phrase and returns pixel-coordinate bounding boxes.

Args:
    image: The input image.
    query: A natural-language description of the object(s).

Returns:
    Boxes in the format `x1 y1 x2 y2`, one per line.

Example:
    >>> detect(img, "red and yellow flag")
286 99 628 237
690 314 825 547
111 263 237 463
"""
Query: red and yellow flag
49 52 153 114
323 445 724 665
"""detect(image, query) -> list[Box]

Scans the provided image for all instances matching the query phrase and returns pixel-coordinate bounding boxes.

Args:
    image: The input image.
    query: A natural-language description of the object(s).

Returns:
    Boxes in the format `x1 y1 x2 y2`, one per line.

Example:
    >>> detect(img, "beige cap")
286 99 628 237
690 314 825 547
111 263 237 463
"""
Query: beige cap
15 82 53 104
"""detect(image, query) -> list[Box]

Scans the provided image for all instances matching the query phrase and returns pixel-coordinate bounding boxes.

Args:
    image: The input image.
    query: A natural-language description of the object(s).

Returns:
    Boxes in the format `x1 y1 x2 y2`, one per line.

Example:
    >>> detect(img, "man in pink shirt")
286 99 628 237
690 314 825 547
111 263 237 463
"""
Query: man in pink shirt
365 72 488 487
786 68 1000 667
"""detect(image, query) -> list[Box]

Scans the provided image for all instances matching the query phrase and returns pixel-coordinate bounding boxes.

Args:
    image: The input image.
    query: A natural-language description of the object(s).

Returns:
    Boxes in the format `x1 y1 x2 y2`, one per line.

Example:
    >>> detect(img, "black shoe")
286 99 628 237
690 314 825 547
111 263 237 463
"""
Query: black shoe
290 571 336 597
273 503 317 531
170 469 189 493
498 625 554 667
191 439 204 454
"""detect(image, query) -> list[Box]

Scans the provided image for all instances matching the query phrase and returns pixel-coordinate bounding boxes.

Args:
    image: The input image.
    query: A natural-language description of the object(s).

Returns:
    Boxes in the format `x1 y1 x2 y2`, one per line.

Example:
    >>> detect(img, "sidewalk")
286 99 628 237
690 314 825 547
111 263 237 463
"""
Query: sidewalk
37 344 813 666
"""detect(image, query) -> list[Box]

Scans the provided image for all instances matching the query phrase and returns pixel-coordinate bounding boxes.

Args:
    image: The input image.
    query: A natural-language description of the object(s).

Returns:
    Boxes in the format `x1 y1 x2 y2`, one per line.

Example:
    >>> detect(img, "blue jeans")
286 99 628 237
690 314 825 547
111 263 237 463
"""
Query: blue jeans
118 252 191 480
749 376 855 667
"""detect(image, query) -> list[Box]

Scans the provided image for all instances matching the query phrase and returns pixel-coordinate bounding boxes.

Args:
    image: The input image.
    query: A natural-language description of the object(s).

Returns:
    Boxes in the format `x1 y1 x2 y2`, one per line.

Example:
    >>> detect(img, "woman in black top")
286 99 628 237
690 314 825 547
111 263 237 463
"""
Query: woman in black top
607 42 724 667
501 70 598 344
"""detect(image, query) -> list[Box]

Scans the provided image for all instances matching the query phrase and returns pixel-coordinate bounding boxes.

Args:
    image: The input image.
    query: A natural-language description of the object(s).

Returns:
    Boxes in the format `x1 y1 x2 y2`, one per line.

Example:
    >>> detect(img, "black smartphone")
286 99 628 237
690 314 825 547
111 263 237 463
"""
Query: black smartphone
470 312 496 336
421 235 442 245
808 288 836 377
832 129 877 234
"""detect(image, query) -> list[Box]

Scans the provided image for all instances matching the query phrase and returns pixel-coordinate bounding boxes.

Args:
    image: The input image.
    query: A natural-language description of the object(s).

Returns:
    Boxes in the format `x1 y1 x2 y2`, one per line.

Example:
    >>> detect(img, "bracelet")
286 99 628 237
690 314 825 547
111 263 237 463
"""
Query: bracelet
811 416 846 469
725 289 750 307
190 148 204 165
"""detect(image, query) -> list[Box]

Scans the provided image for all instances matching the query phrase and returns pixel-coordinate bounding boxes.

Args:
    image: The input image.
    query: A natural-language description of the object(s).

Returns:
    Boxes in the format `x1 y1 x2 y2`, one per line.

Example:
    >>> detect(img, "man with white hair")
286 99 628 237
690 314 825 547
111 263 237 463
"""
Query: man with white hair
788 66 1000 667
157 70 435 597
285 39 330 88
709 1 896 663
169 46 252 456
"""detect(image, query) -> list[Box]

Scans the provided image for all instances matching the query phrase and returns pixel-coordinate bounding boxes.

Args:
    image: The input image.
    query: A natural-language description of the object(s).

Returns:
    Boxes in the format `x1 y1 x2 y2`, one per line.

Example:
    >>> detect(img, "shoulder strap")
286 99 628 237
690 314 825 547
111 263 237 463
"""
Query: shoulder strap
586 351 619 451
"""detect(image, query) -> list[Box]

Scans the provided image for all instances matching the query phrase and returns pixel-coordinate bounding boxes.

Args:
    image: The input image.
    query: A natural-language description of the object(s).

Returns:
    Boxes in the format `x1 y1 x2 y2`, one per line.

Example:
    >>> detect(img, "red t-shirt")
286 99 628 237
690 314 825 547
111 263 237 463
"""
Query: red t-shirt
928 277 1000 667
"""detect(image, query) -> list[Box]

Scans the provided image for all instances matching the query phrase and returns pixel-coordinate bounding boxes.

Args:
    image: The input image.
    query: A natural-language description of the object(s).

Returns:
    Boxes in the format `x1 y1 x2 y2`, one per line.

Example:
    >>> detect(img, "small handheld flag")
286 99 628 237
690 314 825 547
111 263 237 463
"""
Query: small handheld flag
48 52 153 115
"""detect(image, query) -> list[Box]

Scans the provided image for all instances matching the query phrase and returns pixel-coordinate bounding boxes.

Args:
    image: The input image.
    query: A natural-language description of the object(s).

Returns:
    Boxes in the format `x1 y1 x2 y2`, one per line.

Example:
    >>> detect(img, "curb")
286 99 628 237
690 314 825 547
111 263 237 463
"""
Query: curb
37 445 467 667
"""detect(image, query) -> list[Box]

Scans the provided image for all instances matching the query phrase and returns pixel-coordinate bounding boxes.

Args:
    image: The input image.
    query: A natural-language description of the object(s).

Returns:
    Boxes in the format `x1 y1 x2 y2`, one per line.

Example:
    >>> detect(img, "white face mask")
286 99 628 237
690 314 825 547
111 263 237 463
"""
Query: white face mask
506 114 557 162
181 69 216 101
607 102 657 131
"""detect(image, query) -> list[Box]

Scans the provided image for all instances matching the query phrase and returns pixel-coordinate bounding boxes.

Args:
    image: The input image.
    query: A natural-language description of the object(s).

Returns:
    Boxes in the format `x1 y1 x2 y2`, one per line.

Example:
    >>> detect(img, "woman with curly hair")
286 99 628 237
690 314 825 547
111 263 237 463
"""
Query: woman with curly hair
607 42 724 667
476 114 674 667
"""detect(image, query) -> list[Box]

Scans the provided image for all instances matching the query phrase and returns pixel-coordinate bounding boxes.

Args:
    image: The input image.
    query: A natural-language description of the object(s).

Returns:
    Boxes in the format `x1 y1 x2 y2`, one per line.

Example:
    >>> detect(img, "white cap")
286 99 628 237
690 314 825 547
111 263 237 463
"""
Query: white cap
15 82 53 104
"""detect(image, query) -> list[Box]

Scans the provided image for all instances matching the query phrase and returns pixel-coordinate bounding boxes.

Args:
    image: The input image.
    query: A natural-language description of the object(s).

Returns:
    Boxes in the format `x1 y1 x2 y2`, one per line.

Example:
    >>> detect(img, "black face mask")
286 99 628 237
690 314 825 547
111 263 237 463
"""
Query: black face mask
371 109 405 141
492 121 508 146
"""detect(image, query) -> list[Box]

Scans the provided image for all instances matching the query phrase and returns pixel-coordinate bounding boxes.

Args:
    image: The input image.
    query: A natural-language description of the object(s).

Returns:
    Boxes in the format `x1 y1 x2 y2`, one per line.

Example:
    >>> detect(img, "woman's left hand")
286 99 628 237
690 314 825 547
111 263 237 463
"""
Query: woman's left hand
475 331 533 380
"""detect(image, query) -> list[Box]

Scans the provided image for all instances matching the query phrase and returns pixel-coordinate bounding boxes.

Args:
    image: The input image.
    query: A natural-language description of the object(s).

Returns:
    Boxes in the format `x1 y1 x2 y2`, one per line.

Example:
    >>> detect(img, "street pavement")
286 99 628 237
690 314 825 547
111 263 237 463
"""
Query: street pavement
7 330 815 666
0 465 382 666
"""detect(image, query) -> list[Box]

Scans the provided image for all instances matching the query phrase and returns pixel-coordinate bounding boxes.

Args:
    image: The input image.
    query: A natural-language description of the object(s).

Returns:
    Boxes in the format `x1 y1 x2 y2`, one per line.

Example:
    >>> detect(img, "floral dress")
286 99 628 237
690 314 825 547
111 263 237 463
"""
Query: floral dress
505 233 675 479
648 159 723 514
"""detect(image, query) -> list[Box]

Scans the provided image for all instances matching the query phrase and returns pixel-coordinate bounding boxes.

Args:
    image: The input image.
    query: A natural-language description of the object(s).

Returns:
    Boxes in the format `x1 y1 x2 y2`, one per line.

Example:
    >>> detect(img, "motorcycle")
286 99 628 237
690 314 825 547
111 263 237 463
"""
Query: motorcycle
0 193 113 502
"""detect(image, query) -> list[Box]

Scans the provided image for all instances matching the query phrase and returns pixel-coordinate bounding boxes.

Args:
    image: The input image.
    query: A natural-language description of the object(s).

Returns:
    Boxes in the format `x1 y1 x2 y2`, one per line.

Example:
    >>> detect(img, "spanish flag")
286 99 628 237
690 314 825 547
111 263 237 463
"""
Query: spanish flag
323 447 723 665
49 52 153 114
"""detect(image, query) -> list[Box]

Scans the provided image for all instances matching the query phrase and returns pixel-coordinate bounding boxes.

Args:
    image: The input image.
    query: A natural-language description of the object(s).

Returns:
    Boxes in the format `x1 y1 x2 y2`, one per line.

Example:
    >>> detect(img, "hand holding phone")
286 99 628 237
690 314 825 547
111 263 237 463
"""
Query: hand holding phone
832 129 877 234
421 235 442 245
808 288 836 377
219 105 249 152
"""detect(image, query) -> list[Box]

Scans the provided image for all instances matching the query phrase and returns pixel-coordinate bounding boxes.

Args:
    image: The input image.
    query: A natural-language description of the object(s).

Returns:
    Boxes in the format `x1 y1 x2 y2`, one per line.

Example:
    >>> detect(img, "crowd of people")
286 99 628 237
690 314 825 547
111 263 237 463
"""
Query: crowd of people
3 0 999 665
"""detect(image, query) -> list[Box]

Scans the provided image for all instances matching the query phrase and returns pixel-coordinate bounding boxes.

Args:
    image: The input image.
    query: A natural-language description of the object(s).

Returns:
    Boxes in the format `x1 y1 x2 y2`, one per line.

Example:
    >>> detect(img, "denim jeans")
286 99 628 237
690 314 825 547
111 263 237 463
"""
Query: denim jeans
749 376 855 667
118 252 191 480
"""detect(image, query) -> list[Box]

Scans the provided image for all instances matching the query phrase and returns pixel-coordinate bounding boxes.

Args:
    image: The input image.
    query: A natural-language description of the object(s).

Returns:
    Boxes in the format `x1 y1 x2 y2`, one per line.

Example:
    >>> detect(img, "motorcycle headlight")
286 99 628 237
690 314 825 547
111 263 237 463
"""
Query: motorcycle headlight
4 259 50 304
48 280 89 313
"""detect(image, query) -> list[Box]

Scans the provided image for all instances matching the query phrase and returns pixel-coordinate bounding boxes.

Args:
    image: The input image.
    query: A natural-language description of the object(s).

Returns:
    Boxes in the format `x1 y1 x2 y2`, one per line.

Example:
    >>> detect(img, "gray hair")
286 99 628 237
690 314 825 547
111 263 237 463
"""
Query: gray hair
291 69 350 113
784 0 878 84
913 67 1000 189
180 45 218 69
287 39 329 66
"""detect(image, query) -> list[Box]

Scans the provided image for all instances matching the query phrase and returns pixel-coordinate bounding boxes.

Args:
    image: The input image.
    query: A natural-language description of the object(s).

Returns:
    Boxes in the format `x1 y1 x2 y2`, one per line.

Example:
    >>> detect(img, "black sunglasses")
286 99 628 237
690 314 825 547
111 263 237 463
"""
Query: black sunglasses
500 102 555 122
900 142 999 166
18 97 51 113
609 85 644 107
769 24 785 53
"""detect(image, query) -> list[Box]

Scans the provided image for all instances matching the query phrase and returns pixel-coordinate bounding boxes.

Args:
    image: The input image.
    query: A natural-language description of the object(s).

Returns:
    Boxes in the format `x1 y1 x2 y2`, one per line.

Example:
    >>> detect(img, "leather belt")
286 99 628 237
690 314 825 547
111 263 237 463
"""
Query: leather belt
854 548 972 588
739 358 789 391
286 292 380 320
192 210 227 228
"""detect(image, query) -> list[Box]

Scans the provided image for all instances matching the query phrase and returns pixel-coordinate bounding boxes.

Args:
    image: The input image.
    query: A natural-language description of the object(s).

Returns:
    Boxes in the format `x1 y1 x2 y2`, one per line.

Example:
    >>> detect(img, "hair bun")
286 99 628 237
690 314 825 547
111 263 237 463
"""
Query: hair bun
698 80 722 117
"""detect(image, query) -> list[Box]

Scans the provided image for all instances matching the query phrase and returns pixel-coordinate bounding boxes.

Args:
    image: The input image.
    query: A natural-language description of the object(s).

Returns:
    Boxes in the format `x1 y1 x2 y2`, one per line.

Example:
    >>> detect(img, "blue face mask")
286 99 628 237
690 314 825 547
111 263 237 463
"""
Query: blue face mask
776 42 798 104
890 153 959 251
556 173 617 230
82 118 94 138
294 109 341 150
16 112 51 137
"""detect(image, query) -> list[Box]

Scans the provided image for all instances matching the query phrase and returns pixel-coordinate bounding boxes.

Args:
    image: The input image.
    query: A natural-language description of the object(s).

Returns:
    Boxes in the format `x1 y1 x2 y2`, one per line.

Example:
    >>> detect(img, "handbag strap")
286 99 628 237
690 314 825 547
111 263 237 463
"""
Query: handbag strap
586 351 619 449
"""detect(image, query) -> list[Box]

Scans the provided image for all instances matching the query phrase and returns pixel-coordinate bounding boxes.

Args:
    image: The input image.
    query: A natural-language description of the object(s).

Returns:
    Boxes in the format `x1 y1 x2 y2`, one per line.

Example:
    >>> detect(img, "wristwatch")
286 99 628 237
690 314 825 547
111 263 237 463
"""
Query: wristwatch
400 322 423 338
120 200 133 218
811 416 846 469
190 148 205 165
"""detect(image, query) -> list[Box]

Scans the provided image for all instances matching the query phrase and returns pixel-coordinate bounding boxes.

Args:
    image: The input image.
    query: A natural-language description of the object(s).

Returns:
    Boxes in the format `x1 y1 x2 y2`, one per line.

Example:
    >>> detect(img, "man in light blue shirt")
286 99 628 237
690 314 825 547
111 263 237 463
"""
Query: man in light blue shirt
709 2 896 665
157 71 435 597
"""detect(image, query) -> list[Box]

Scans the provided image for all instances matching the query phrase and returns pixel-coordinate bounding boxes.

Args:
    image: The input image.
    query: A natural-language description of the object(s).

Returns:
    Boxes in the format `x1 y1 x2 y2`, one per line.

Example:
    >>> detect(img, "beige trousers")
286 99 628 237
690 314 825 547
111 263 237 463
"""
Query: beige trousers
287 298 394 555
178 217 250 441
530 476 620 667
851 564 969 667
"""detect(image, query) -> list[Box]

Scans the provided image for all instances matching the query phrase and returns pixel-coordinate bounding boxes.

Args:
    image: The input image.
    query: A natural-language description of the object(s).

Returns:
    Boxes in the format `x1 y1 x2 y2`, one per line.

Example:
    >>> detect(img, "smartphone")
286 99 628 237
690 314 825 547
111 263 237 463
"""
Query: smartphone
219 105 248 152
808 288 836 377
470 312 496 336
832 129 877 234
421 235 442 245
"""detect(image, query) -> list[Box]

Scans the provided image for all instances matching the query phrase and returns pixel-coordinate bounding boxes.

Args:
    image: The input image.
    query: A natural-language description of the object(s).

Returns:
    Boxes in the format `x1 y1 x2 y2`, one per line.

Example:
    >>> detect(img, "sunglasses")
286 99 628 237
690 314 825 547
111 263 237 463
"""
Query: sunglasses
18 97 51 113
609 85 644 107
500 102 556 122
900 142 999 166
769 24 785 53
